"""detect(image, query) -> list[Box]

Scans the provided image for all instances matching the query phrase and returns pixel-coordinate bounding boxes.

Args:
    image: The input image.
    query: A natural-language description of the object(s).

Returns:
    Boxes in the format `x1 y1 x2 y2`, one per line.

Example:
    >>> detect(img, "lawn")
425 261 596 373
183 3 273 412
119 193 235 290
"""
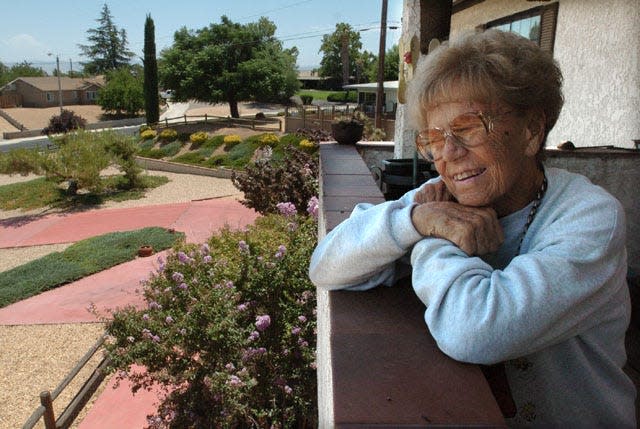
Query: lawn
0 175 169 211
0 227 184 308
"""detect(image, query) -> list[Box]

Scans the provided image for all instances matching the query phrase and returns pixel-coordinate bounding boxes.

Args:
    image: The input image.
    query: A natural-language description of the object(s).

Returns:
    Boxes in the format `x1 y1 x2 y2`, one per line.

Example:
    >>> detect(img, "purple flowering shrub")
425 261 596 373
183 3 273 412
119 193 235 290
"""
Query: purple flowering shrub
104 211 318 428
231 146 318 216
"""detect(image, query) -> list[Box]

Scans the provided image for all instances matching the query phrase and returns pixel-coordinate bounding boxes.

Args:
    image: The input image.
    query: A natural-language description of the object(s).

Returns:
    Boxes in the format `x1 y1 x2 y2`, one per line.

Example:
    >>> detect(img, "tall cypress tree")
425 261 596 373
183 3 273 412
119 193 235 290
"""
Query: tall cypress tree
143 14 160 124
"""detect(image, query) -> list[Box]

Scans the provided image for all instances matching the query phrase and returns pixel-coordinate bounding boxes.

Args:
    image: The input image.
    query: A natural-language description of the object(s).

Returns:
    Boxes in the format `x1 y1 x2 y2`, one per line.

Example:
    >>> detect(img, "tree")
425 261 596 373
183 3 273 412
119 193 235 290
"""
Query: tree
159 16 299 118
318 23 363 87
97 66 144 116
143 14 160 124
78 4 134 75
362 44 399 82
0 61 47 86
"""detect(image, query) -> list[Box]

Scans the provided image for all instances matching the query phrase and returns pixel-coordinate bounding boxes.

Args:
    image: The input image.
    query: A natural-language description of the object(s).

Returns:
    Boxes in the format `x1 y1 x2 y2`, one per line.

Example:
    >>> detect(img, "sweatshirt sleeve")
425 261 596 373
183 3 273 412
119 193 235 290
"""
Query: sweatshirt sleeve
410 185 629 365
309 190 423 291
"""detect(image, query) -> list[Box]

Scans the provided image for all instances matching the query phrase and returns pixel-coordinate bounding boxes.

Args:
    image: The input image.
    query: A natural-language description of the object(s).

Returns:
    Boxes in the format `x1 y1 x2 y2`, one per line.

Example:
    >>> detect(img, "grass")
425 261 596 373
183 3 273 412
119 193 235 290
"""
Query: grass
0 227 184 308
0 175 169 211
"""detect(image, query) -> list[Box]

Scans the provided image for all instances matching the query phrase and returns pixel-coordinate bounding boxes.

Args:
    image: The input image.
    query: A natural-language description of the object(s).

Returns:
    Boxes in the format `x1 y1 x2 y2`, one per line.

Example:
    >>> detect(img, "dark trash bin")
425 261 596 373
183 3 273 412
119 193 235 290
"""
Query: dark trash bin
374 158 434 201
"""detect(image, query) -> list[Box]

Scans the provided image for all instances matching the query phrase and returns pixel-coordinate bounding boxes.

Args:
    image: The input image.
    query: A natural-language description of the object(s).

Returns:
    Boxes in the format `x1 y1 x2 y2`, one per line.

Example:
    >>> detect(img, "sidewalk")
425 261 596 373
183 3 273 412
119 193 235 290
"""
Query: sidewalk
0 197 258 427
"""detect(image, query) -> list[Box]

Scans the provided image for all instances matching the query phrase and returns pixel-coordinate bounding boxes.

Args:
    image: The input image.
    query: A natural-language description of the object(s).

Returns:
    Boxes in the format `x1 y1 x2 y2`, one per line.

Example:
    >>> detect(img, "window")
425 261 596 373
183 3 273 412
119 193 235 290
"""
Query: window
484 3 559 53
86 91 97 101
492 15 541 43
72 91 78 100
46 92 54 102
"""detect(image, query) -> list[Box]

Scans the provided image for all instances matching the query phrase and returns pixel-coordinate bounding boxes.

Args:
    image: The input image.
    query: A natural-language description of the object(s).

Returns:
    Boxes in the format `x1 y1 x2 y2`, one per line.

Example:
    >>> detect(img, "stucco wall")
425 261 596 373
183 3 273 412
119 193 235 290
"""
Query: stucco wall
551 0 639 149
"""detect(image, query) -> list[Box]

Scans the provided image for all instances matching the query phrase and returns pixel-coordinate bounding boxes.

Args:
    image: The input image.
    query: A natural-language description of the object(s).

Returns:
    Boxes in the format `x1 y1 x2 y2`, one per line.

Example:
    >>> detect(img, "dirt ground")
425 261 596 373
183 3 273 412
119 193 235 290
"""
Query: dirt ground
0 102 284 135
0 105 106 132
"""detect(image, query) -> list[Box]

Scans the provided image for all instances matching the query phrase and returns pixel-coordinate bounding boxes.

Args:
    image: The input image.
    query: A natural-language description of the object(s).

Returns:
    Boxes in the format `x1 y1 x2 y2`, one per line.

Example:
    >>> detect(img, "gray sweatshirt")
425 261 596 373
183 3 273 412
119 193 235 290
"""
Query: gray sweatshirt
309 167 636 427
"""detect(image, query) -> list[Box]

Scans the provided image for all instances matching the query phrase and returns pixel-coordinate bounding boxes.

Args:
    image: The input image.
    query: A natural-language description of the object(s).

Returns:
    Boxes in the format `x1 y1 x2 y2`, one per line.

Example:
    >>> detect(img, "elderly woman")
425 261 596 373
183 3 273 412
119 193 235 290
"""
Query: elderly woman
309 29 635 427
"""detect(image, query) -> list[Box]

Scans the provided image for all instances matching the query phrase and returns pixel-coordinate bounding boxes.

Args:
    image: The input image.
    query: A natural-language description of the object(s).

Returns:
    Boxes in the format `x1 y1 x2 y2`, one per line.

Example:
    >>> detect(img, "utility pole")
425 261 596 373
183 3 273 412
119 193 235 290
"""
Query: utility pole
48 53 64 114
375 0 388 129
341 30 350 87
56 56 63 114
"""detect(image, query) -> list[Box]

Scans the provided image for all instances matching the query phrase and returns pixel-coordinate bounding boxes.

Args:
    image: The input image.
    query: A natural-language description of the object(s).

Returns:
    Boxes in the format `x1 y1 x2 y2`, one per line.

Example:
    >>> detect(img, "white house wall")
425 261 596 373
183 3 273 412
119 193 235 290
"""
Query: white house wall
551 0 639 149
452 0 640 149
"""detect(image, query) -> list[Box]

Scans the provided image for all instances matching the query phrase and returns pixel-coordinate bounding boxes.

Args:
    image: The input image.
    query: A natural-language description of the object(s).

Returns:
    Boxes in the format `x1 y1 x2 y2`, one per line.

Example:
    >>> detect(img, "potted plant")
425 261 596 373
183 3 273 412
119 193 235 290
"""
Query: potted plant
331 110 365 145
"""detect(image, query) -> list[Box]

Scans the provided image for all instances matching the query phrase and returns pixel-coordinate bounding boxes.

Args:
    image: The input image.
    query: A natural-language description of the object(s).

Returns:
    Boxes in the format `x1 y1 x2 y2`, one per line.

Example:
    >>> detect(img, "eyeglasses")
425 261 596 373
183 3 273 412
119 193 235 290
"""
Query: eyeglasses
415 111 511 162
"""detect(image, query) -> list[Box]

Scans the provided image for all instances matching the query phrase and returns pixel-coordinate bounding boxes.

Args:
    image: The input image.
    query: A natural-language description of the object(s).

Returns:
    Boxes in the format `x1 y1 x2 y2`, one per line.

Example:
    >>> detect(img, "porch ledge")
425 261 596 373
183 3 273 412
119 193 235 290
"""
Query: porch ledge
316 142 505 428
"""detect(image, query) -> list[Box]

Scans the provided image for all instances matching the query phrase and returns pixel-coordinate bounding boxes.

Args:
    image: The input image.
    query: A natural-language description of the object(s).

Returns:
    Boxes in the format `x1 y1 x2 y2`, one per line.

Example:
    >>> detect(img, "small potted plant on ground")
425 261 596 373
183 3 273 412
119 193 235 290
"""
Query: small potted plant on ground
331 110 365 145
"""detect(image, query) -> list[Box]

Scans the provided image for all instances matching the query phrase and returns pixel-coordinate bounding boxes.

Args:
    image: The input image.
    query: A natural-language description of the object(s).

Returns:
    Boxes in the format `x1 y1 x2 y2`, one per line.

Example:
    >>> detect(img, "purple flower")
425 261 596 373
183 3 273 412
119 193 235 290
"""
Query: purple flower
179 328 187 335
227 375 243 387
275 245 286 259
248 331 260 342
165 316 174 324
200 243 210 255
291 327 301 335
284 385 293 395
203 255 212 263
178 282 188 290
225 281 234 289
148 301 161 310
171 272 184 283
307 196 319 219
276 201 297 217
225 363 235 371
237 303 248 312
152 335 161 343
177 251 190 264
238 240 249 253
298 315 307 323
142 313 150 321
255 314 271 332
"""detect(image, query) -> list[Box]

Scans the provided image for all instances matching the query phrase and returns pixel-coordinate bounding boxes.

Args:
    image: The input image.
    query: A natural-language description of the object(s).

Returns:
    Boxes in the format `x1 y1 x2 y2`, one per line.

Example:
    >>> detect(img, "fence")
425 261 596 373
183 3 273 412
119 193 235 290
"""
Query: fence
283 105 395 138
156 113 282 132
0 93 21 108
22 334 109 429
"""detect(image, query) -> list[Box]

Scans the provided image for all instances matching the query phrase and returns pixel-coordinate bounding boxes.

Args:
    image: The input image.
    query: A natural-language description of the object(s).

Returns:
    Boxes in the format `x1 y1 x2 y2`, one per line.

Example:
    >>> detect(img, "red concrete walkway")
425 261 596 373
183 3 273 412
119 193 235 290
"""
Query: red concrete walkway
0 198 259 428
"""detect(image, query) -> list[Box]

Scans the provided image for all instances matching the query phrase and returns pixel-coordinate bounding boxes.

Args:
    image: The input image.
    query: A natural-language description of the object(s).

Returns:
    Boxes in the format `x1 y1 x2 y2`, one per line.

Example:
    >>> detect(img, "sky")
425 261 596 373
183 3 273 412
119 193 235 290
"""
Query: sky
0 0 403 74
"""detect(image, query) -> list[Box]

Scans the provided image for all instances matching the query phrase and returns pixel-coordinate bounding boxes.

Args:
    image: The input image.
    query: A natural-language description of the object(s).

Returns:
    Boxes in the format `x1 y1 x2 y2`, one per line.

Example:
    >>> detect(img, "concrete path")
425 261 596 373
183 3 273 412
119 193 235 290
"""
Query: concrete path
0 198 259 427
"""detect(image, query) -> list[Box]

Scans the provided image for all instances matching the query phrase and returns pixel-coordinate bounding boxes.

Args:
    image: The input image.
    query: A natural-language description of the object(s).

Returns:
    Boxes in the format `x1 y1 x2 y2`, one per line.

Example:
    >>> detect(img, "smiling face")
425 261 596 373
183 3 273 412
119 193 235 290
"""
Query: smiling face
425 99 543 216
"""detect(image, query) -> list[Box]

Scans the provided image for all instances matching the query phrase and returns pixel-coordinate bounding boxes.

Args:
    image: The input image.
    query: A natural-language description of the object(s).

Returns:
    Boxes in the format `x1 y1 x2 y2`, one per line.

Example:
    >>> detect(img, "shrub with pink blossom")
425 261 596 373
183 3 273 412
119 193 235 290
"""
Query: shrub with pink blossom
104 212 318 428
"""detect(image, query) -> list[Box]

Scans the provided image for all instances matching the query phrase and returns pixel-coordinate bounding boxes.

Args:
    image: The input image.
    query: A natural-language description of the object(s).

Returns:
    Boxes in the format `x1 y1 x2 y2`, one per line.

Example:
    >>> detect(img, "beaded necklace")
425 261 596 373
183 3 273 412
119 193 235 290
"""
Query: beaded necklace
515 172 548 256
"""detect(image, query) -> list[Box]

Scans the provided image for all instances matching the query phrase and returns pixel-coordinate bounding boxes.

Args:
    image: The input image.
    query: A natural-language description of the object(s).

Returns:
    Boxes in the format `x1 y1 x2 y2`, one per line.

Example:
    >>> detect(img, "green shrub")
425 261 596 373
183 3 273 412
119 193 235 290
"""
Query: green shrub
138 140 155 151
278 133 303 147
158 141 183 158
232 146 318 215
140 129 157 140
158 128 178 142
104 213 318 428
171 152 206 165
326 91 357 103
103 132 143 189
300 94 313 105
139 124 152 133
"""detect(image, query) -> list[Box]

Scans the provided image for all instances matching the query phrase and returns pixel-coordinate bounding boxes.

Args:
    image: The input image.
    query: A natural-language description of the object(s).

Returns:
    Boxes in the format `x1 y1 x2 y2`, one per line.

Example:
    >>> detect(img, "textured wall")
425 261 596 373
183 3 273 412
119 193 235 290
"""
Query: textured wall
551 0 639 149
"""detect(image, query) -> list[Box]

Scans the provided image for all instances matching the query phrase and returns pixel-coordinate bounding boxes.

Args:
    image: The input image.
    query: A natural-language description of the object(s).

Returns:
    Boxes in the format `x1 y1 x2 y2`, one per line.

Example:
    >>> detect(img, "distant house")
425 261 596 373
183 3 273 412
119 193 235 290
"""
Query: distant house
297 69 335 90
0 76 105 108
343 81 398 116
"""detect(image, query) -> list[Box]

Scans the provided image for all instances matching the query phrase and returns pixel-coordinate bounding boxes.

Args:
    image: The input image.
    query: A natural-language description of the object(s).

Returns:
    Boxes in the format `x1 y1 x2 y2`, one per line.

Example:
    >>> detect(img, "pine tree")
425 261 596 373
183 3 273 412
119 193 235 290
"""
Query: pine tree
78 4 134 75
143 14 160 124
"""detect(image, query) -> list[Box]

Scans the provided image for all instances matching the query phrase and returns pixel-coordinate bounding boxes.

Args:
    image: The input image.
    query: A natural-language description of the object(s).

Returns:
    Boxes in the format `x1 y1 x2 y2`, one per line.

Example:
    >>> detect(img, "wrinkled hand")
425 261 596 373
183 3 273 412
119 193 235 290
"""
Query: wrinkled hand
414 181 455 204
411 201 504 256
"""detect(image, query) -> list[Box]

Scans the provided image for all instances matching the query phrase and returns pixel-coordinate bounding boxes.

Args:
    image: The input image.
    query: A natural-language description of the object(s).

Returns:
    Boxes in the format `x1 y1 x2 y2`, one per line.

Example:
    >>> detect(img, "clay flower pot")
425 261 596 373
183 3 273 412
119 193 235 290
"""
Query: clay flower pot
138 245 154 257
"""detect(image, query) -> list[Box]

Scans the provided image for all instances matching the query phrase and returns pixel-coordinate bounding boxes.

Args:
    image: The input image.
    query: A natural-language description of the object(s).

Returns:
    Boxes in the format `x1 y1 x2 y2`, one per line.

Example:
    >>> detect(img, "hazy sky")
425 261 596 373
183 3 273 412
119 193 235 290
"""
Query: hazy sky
0 0 402 73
